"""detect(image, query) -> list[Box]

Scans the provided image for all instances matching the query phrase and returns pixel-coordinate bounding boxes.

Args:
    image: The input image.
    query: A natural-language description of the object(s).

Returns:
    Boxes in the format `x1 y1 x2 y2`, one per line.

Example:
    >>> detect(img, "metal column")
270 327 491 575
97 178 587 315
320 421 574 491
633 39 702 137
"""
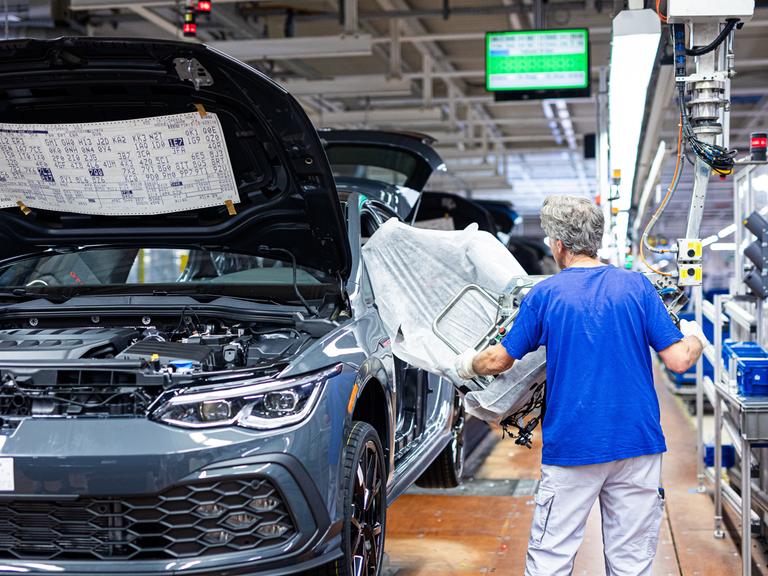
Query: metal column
713 294 725 537
742 432 752 576
695 286 706 491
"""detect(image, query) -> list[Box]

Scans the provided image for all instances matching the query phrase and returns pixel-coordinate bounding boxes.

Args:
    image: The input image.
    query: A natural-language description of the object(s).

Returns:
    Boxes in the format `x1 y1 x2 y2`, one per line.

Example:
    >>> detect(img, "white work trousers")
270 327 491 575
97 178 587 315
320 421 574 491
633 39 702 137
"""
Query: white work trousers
525 454 664 576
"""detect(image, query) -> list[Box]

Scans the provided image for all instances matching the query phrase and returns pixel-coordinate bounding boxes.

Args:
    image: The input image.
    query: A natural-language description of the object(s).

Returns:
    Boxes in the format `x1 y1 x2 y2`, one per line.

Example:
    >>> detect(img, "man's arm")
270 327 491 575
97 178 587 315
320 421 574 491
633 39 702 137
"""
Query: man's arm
658 320 706 374
455 344 515 379
473 344 515 376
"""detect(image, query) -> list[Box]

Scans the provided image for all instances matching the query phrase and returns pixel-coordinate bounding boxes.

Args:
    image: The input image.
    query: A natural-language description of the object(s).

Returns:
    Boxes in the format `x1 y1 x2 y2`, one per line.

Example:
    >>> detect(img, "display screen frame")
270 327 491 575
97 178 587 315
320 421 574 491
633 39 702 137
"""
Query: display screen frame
485 28 591 101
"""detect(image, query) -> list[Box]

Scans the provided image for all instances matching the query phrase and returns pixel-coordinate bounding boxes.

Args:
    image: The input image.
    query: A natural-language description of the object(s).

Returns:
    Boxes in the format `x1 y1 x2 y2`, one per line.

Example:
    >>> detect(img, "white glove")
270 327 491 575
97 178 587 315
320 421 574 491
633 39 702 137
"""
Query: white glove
455 348 478 380
680 319 708 349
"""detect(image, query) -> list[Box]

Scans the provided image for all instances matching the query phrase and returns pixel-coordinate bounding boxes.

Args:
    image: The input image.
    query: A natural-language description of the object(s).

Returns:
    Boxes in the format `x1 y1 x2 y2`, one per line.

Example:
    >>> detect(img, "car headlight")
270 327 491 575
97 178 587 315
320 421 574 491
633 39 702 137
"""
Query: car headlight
151 365 341 430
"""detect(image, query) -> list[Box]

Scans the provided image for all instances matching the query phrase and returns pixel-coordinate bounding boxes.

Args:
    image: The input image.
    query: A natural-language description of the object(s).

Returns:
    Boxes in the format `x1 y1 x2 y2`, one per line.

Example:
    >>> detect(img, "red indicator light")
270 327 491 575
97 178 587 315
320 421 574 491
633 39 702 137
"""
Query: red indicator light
751 132 768 162
183 22 197 36
197 0 212 12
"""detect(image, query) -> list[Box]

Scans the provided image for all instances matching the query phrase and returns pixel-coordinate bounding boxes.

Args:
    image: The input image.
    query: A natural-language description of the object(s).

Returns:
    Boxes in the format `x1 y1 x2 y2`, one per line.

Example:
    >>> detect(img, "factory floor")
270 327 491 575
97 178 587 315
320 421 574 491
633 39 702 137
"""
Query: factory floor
384 366 760 576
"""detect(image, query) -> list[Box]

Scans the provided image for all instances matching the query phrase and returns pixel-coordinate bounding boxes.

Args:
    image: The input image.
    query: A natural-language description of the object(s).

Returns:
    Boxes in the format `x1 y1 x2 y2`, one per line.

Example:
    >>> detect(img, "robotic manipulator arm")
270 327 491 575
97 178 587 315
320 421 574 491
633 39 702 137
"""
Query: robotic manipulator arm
642 1 754 317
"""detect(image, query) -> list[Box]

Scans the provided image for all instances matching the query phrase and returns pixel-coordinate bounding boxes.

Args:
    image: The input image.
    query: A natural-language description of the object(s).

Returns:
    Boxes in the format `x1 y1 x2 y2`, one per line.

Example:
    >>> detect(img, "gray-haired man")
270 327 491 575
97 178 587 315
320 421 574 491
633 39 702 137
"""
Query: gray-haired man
455 196 707 575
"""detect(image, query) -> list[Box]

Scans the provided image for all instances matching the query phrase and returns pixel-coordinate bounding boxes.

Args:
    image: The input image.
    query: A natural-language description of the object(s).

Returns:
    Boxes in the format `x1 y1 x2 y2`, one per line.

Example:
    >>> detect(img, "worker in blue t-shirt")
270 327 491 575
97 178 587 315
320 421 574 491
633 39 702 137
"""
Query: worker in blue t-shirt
455 195 707 576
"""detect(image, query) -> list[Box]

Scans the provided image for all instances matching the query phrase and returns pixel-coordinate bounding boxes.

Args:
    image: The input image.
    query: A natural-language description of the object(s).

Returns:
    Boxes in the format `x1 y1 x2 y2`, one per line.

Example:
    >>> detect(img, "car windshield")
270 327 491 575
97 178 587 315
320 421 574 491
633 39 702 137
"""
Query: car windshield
0 247 335 301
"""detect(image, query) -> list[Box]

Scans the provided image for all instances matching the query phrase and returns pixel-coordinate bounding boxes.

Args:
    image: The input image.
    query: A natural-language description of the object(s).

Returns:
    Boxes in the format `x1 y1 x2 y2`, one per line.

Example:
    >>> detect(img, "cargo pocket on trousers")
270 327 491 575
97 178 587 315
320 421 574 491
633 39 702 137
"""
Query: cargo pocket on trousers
530 488 555 546
645 491 665 558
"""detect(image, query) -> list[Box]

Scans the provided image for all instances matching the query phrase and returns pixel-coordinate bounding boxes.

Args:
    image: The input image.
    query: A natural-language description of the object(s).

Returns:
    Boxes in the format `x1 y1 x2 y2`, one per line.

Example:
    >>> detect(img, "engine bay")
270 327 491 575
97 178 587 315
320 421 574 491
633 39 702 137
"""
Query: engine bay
0 314 317 428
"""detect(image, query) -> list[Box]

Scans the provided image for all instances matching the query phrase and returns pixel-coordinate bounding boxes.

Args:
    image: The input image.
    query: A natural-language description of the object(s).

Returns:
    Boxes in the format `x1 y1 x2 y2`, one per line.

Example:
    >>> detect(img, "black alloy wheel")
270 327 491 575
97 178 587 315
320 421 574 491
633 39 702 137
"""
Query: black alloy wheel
314 421 386 576
351 435 384 575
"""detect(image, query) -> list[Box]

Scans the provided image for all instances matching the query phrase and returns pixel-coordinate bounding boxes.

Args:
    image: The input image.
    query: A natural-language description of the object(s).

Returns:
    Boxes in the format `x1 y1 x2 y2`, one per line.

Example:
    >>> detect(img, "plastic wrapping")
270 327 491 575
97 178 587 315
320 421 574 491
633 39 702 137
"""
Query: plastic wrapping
362 218 546 426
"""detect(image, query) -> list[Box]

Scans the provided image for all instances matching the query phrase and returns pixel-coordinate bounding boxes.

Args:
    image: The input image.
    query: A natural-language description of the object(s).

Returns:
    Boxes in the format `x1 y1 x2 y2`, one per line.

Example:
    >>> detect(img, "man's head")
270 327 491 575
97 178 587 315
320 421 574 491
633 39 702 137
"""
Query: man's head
540 195 604 269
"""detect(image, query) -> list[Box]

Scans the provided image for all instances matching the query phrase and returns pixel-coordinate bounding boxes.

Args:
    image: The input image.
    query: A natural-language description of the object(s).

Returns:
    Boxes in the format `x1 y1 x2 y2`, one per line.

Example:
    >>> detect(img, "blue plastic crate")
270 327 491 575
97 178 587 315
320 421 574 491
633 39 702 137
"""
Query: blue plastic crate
737 356 768 396
723 340 768 372
704 444 736 468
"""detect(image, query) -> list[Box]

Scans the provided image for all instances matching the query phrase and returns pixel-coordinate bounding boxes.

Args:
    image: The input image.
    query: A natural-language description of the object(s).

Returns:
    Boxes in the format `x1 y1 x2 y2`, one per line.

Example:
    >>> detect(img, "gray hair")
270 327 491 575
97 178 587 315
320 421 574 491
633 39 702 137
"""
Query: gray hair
540 195 604 258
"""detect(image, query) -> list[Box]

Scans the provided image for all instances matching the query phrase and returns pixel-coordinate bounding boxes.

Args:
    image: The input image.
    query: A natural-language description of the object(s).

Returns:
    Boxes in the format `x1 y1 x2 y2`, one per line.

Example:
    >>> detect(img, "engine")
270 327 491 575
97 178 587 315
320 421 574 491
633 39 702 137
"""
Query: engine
0 325 314 428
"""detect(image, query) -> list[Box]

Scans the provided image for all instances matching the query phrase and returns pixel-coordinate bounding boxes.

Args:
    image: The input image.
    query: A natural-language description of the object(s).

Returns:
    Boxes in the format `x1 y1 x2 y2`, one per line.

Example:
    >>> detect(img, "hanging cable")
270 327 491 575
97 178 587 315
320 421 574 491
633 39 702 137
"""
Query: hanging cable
680 85 737 175
639 112 684 277
655 0 667 23
685 19 739 57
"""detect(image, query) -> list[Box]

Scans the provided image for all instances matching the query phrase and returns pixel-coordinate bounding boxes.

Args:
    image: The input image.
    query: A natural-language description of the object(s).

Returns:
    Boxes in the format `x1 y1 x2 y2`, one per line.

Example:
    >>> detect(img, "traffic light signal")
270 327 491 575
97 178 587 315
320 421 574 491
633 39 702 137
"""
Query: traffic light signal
743 211 768 298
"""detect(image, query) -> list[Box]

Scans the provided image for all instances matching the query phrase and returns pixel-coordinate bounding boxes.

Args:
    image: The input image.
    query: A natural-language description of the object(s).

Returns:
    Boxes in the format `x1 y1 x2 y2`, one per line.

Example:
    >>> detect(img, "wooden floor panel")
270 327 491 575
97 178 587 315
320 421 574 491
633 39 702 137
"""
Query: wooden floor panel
385 366 748 575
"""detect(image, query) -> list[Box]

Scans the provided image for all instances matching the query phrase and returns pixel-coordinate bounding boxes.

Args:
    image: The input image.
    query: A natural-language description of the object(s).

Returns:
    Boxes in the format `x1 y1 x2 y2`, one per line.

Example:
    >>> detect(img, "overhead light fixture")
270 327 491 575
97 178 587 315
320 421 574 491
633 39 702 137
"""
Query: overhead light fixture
279 74 412 97
608 9 661 215
710 242 736 251
309 107 442 127
210 35 373 61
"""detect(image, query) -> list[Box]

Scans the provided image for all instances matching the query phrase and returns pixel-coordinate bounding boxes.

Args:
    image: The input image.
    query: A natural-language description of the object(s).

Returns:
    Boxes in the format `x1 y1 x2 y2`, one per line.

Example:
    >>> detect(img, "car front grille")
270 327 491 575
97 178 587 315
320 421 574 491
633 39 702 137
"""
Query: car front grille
0 477 296 560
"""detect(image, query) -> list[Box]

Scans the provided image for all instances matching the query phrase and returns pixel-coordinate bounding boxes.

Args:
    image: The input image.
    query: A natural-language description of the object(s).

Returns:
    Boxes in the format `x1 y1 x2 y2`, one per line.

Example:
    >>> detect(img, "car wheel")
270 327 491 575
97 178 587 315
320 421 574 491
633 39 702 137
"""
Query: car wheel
313 421 387 576
415 392 465 489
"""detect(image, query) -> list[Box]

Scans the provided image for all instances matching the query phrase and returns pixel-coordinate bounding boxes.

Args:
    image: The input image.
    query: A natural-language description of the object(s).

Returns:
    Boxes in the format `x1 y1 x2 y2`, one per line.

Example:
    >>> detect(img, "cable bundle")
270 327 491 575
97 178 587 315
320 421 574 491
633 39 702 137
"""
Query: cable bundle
679 87 737 175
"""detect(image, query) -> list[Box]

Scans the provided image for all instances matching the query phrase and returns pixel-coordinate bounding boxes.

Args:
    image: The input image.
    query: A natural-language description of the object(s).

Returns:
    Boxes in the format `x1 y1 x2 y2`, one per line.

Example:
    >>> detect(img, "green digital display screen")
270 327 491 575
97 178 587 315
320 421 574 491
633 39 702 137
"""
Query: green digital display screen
486 29 589 93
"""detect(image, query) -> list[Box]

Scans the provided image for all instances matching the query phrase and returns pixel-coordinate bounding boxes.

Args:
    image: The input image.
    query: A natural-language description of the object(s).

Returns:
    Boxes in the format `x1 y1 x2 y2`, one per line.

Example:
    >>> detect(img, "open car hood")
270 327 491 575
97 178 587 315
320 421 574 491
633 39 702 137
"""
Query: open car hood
0 37 351 277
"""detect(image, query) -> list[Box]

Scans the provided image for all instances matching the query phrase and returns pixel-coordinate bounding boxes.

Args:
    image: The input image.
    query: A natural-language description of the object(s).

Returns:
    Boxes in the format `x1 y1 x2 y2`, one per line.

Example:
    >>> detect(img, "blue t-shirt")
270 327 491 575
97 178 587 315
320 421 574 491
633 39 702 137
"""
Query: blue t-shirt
501 265 683 466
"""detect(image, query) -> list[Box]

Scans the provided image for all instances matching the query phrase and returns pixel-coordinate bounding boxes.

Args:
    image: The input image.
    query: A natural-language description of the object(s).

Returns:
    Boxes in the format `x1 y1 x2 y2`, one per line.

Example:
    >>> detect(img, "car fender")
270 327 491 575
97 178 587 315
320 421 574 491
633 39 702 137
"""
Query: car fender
345 356 396 485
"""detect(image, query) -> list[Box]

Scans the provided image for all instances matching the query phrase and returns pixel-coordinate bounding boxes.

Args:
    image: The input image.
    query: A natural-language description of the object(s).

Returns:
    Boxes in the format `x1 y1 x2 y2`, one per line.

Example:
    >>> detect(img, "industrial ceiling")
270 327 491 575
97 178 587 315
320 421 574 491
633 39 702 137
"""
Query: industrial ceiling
4 0 768 240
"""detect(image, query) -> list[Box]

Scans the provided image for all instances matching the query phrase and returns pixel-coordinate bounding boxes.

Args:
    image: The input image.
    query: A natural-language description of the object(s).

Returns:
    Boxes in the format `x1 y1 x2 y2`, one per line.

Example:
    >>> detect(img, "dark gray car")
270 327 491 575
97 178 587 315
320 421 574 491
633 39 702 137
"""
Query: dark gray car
0 38 464 576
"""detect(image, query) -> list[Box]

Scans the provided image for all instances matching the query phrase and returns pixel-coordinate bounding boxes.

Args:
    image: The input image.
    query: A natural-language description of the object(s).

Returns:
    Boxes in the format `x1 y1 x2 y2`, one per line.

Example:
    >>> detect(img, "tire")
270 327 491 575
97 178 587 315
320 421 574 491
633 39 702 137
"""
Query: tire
312 421 387 576
415 392 465 489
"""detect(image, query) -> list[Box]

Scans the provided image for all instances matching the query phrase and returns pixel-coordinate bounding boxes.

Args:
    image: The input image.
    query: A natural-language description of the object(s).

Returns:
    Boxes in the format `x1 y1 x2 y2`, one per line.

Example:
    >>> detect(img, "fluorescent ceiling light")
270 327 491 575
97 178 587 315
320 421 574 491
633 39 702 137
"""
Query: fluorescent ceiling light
710 242 736 251
608 9 661 214
210 35 373 61
702 234 719 246
278 75 412 97
310 107 443 126
718 223 736 238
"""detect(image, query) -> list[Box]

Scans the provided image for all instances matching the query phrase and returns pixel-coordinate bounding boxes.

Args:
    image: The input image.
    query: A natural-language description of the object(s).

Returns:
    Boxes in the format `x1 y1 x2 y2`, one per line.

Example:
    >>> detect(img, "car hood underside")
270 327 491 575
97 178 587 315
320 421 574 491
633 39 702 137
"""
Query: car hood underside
0 37 351 276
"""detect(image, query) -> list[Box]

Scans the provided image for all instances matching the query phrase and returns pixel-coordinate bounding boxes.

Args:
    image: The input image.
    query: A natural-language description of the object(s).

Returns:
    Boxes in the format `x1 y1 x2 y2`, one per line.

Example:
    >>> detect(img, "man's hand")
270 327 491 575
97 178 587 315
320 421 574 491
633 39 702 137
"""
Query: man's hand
680 319 708 349
455 348 478 380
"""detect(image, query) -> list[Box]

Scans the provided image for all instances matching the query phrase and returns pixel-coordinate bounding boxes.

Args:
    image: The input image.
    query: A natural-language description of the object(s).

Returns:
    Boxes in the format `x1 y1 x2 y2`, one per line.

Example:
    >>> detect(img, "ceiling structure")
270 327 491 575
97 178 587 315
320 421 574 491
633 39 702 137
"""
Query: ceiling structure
4 0 768 241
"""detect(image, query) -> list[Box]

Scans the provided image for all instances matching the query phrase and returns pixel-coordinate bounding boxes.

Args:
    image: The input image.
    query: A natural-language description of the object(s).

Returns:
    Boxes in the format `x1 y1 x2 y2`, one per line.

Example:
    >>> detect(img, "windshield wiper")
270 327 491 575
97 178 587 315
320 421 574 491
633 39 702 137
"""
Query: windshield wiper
0 289 70 303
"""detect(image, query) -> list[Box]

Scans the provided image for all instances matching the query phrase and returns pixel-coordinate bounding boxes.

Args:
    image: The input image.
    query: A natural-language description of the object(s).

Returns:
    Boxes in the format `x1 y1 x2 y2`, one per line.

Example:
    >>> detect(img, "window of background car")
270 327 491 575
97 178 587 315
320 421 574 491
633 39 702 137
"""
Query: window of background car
326 145 417 187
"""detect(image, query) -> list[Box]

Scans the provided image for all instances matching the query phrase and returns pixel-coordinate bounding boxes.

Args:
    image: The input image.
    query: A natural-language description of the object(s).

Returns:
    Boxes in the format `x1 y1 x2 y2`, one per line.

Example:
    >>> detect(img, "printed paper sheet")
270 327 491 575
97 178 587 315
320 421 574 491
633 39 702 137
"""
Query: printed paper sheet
0 112 240 216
